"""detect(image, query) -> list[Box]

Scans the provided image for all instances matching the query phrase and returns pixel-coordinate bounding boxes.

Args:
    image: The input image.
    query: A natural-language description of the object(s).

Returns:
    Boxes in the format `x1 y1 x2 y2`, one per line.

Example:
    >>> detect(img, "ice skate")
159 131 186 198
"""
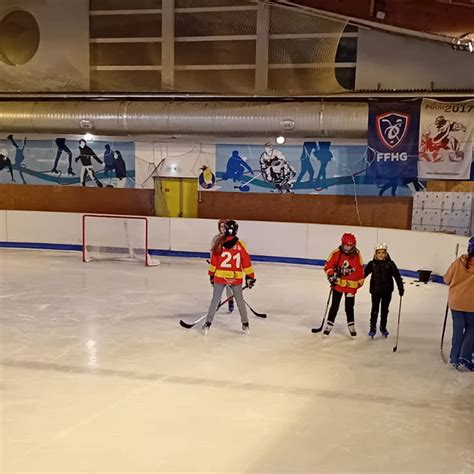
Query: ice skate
202 321 211 336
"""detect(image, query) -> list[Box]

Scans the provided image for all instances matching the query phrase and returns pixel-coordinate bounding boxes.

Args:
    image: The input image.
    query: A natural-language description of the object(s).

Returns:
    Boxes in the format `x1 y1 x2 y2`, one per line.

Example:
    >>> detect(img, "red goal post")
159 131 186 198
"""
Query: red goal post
82 214 160 266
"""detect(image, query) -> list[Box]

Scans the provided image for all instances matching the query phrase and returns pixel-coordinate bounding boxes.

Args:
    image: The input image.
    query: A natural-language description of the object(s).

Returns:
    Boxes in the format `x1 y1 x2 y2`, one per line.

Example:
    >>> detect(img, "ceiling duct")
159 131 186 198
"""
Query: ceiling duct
0 100 368 138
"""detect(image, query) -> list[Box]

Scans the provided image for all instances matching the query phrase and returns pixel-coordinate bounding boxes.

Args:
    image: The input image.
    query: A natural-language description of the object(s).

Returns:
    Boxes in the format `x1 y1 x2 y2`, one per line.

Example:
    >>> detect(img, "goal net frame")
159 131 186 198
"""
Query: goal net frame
82 214 159 267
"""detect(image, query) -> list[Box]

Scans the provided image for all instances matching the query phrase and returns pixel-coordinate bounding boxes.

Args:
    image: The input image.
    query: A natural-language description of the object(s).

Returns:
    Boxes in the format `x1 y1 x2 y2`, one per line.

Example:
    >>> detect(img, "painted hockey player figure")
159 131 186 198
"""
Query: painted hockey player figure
323 233 365 337
224 150 254 183
420 115 466 163
259 142 296 193
203 220 256 336
364 243 404 338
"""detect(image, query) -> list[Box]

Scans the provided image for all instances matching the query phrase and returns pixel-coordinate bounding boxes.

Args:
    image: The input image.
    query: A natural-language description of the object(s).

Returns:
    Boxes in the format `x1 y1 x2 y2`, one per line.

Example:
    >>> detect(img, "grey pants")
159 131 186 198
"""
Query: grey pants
206 283 248 324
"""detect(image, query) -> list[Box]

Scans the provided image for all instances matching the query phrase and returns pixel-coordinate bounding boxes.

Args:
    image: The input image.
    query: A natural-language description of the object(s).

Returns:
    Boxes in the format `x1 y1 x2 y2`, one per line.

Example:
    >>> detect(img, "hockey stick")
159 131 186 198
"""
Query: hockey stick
311 288 333 333
392 296 403 353
244 300 267 319
179 285 249 329
440 243 460 364
234 172 262 192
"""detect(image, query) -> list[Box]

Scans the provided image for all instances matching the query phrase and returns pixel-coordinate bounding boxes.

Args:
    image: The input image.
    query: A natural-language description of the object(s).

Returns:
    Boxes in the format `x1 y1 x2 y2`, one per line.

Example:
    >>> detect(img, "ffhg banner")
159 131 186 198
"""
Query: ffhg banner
367 100 421 179
418 99 473 180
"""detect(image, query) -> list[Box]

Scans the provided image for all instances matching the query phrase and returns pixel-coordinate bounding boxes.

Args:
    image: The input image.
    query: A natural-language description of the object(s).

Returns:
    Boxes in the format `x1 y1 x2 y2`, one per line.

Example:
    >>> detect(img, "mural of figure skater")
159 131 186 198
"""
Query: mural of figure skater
296 141 317 183
51 138 74 175
113 150 127 188
314 141 333 181
0 149 15 182
223 150 254 182
75 139 103 187
7 134 27 184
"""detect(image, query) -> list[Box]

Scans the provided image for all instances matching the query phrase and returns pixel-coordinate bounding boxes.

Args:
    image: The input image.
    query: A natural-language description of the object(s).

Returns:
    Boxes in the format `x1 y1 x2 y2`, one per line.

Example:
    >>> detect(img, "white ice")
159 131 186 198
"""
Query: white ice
0 249 472 473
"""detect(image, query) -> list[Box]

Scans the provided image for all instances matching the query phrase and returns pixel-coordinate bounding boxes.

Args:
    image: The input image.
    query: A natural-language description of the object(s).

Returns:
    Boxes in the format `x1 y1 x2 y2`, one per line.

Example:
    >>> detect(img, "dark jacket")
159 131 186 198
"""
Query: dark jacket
76 145 102 167
114 154 127 178
364 255 404 295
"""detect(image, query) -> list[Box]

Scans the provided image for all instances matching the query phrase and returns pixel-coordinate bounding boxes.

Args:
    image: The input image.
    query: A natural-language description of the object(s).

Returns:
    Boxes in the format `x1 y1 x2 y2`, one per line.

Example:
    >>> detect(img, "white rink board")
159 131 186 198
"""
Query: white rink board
7 211 82 245
0 210 6 242
1 210 470 276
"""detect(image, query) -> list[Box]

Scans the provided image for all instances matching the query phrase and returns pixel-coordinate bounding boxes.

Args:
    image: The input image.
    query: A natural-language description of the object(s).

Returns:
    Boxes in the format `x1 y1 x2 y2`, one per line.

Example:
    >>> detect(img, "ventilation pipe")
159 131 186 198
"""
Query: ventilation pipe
0 100 368 138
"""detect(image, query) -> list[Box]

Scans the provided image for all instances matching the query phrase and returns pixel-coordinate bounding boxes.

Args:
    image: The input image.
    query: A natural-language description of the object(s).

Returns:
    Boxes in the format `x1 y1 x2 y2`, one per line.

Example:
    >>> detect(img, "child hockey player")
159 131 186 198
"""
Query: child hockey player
211 218 234 313
323 233 364 337
203 220 256 335
364 243 404 338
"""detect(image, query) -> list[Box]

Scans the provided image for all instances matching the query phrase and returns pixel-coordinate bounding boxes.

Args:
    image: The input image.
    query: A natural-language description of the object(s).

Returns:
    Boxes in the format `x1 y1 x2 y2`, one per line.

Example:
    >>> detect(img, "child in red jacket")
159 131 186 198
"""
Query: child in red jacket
203 220 256 335
323 233 365 337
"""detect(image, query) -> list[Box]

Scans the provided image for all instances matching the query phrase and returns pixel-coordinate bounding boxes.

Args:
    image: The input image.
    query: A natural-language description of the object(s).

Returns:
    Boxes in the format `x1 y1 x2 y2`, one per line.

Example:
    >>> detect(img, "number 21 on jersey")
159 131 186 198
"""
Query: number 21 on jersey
221 251 241 269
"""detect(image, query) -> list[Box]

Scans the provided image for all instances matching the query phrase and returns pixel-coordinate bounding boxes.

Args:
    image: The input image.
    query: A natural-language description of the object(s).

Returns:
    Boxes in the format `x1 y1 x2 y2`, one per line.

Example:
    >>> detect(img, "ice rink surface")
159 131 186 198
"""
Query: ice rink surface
1 249 473 473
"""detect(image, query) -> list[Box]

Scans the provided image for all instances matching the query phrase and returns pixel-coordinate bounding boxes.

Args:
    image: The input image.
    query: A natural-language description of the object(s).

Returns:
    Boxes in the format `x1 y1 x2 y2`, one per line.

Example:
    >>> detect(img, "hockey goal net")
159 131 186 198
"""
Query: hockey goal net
82 214 160 266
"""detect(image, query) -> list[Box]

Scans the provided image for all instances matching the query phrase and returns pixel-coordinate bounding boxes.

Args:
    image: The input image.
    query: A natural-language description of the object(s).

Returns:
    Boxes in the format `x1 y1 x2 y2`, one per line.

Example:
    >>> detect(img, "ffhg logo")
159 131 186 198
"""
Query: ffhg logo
376 112 410 149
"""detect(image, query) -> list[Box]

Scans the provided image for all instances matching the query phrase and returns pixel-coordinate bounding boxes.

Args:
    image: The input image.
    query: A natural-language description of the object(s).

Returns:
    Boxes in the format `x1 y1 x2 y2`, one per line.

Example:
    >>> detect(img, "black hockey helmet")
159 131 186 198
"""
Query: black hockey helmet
224 219 239 237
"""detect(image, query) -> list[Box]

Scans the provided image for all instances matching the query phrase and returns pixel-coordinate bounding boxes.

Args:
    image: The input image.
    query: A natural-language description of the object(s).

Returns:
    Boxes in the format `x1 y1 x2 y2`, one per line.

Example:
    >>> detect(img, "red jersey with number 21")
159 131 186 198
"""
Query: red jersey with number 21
208 239 255 285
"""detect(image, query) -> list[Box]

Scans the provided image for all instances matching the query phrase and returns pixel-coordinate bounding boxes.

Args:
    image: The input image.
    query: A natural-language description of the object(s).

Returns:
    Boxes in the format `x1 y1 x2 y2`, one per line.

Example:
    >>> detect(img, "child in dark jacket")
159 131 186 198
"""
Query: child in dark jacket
364 243 404 338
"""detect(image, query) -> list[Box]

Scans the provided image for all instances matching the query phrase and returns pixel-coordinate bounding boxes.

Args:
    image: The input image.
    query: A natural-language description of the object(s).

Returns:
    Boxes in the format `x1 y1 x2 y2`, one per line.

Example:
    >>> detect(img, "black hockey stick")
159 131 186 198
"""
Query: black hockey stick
440 243 460 364
244 300 267 318
311 288 333 333
392 296 403 353
179 285 249 329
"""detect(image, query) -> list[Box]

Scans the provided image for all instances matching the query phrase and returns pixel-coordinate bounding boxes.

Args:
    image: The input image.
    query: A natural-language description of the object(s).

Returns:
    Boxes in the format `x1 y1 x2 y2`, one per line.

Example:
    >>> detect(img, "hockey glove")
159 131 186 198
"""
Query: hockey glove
209 275 214 286
327 274 338 286
245 276 256 289
399 288 404 297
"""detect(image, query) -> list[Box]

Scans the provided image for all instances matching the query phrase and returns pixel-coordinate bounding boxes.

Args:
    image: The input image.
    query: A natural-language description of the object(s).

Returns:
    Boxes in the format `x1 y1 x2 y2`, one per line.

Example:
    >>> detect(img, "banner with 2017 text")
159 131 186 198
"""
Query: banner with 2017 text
418 99 474 180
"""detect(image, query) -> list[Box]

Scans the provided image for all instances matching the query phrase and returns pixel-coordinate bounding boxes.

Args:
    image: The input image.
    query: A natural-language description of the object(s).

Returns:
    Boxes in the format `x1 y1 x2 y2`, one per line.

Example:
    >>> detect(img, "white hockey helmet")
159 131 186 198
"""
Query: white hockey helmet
375 243 388 251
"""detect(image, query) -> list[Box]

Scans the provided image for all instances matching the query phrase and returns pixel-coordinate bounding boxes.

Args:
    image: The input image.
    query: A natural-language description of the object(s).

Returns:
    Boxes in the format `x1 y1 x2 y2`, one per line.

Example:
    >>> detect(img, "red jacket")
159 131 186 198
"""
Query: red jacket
209 237 255 285
324 247 365 294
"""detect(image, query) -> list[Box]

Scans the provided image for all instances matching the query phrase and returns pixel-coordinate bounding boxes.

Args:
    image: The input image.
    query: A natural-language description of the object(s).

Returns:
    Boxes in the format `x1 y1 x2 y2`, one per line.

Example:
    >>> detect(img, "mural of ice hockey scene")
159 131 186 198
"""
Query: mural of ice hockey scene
0 136 135 188
213 141 427 196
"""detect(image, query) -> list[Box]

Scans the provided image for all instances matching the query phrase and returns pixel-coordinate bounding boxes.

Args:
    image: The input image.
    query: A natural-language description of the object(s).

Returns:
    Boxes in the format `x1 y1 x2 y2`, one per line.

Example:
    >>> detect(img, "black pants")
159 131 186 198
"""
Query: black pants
327 289 355 325
370 292 392 331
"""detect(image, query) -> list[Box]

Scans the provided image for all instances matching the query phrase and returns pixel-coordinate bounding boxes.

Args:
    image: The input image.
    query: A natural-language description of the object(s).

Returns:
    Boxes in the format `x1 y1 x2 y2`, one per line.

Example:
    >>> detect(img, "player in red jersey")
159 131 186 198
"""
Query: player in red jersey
323 233 365 338
203 220 256 335
211 219 234 313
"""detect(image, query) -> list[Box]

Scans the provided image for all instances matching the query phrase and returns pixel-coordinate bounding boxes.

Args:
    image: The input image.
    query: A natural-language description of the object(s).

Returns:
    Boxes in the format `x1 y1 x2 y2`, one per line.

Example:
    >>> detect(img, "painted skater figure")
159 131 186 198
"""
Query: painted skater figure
51 138 74 175
7 134 27 184
323 233 365 338
364 243 404 338
295 141 316 184
75 139 103 187
314 141 333 181
224 150 254 183
203 220 256 336
113 150 127 188
0 150 15 182
104 144 115 175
